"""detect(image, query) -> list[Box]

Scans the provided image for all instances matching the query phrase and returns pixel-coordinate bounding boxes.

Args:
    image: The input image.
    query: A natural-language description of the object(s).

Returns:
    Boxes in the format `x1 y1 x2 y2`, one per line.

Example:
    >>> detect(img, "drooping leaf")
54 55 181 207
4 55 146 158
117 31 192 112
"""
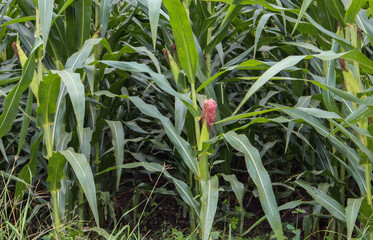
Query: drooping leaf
224 131 284 240
106 120 125 191
100 60 198 117
130 96 198 175
0 39 41 139
53 70 85 141
296 180 346 221
233 55 306 115
222 174 245 208
60 147 99 227
65 38 102 71
98 162 201 217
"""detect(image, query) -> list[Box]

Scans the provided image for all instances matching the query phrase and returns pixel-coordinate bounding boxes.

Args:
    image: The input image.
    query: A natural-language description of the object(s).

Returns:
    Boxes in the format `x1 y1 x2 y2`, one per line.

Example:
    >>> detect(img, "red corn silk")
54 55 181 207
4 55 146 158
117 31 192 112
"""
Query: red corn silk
202 99 217 129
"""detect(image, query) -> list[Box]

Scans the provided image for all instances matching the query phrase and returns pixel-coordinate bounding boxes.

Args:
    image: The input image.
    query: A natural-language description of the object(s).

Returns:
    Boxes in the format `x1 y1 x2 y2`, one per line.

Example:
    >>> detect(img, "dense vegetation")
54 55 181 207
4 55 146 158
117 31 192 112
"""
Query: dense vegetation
2 0 373 239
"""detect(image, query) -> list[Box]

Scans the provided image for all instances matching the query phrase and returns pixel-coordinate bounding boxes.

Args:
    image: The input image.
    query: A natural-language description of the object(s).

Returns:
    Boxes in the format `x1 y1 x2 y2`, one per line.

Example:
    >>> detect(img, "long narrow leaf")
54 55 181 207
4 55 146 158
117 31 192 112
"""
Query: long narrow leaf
106 120 125 190
0 39 41 138
296 180 346 221
60 148 99 227
163 0 198 83
38 0 54 55
224 131 284 240
130 96 198 175
200 176 219 240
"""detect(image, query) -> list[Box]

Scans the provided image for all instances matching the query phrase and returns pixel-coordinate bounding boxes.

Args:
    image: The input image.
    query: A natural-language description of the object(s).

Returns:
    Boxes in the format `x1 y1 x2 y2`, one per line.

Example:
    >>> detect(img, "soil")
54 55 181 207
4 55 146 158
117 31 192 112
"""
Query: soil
112 163 328 239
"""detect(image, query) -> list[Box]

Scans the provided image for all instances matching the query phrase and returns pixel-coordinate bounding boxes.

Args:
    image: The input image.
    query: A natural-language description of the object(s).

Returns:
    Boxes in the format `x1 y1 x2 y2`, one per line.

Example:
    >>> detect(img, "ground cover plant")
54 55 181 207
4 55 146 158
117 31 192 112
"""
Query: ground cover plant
2 0 373 239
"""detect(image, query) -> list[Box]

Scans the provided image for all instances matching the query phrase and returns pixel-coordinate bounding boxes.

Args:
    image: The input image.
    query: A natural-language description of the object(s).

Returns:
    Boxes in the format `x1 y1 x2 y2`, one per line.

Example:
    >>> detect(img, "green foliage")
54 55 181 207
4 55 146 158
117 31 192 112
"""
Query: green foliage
2 0 373 239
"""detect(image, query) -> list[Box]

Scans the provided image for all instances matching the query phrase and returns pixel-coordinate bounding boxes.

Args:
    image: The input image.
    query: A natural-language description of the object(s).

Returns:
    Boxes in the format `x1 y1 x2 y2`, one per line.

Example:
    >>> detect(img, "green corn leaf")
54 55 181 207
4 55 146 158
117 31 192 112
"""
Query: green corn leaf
0 39 41 139
285 96 310 153
99 0 115 37
296 180 346 221
52 86 68 150
54 0 74 20
172 178 201 218
49 16 70 62
53 70 85 141
233 55 306 115
3 16 35 51
322 42 341 115
106 120 125 191
254 13 274 58
36 72 61 127
296 107 341 119
292 0 313 34
222 174 245 208
60 147 99 227
205 0 298 12
130 96 198 175
275 106 367 194
205 5 242 55
80 128 92 159
324 0 346 27
224 131 284 240
148 0 162 49
100 60 198 117
74 0 92 49
200 176 219 240
15 134 43 200
346 198 363 240
65 38 102 71
98 162 201 218
343 49 373 74
17 90 33 156
345 0 367 24
163 0 198 84
47 151 67 192
345 104 373 125
38 0 54 55
1 16 36 27
175 97 187 135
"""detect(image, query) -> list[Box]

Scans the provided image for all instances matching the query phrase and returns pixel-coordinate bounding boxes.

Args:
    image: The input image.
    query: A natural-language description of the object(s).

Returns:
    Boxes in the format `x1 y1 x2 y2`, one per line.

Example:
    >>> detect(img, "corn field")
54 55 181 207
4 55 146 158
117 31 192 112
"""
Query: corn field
2 0 373 239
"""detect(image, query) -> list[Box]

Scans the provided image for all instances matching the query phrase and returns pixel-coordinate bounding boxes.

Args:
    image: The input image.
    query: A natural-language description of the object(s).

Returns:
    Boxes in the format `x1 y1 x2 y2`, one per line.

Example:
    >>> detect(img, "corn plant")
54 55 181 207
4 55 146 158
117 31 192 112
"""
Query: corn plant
4 0 373 239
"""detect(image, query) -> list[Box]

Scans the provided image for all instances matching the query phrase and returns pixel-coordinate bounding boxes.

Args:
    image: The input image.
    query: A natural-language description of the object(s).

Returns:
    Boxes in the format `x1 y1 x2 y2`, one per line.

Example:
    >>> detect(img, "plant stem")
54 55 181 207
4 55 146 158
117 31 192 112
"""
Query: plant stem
37 4 62 239
191 83 200 147
190 81 200 232
349 23 373 240
51 191 61 240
